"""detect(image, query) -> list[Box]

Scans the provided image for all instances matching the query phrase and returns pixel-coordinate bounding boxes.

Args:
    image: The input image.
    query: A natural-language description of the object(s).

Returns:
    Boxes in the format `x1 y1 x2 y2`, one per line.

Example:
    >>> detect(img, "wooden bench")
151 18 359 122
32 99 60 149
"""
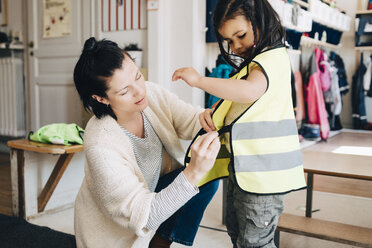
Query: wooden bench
276 213 372 248
275 131 372 247
7 139 84 218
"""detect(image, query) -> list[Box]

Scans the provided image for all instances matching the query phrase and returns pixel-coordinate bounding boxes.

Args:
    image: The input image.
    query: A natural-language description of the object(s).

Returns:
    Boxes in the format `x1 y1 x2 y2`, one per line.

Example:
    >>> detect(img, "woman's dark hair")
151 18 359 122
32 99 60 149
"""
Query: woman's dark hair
73 37 128 120
213 0 285 69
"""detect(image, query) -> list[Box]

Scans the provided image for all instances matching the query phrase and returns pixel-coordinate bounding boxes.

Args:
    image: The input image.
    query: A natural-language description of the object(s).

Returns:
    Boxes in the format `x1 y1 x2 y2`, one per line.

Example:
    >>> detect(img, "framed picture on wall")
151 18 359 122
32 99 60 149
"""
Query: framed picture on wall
0 0 8 26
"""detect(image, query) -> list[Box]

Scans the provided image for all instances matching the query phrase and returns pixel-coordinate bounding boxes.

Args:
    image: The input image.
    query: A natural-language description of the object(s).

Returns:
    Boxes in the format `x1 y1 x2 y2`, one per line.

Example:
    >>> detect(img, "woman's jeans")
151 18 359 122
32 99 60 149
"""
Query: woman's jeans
154 167 219 246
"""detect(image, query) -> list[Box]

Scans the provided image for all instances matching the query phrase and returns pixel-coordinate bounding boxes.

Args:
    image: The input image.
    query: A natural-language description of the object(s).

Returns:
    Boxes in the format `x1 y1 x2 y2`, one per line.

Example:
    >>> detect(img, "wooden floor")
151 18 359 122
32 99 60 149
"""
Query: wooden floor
0 152 12 216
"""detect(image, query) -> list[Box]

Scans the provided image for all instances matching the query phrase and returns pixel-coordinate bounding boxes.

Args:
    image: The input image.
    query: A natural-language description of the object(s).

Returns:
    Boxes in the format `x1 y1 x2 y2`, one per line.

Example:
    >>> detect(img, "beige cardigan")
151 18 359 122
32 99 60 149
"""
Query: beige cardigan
74 81 203 248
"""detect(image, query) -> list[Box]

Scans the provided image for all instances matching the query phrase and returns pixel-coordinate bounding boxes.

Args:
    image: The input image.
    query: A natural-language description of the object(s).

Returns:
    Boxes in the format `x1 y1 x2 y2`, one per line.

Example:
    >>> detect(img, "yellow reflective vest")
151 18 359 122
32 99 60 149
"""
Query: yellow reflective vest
185 47 306 194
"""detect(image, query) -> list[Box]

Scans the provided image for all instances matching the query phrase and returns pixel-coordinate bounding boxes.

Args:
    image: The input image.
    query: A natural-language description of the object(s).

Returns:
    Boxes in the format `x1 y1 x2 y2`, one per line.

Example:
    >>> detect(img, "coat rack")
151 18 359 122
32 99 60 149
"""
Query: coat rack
300 36 341 50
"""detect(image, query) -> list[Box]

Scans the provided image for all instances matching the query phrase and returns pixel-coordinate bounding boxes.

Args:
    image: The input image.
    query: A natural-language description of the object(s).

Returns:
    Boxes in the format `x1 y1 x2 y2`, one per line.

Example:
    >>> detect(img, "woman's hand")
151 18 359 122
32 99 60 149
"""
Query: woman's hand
172 67 202 87
199 108 215 132
183 132 220 185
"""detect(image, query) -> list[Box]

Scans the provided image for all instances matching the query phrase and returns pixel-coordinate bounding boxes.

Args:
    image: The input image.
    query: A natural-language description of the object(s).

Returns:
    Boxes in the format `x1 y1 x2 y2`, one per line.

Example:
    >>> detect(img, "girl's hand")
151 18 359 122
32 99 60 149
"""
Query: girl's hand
172 67 202 87
183 132 220 185
199 108 215 132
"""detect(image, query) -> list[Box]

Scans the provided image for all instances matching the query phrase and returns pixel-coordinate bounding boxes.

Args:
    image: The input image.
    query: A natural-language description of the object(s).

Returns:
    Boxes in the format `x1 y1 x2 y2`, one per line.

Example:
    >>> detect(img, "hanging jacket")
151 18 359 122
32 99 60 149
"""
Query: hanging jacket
185 47 306 195
303 48 330 140
316 48 331 92
329 51 349 95
323 62 343 130
352 54 368 129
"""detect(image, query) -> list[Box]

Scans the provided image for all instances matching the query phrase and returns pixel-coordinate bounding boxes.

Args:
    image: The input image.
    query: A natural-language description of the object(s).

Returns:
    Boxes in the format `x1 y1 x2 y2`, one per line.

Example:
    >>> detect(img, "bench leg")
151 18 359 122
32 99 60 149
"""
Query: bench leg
306 172 314 218
274 230 280 247
37 153 74 212
16 149 25 218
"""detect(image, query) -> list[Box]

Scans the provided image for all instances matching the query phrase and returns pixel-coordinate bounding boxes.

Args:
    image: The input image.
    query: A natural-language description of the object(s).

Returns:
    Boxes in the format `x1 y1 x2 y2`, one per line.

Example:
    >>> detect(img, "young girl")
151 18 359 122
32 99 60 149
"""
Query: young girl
173 0 306 247
73 38 220 248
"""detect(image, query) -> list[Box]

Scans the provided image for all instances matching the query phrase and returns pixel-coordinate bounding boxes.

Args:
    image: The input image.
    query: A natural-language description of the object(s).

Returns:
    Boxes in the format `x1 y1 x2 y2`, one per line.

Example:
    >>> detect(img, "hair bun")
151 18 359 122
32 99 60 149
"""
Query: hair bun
83 37 96 53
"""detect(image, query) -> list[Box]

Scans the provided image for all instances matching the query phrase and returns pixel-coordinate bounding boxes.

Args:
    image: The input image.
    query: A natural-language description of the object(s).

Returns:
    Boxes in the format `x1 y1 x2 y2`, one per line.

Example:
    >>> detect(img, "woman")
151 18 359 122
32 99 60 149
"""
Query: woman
73 37 220 248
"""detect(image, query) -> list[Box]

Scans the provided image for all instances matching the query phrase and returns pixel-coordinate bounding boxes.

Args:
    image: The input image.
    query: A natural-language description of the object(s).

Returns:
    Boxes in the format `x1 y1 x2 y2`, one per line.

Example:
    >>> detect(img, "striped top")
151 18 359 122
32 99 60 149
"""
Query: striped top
120 112 162 191
120 112 198 230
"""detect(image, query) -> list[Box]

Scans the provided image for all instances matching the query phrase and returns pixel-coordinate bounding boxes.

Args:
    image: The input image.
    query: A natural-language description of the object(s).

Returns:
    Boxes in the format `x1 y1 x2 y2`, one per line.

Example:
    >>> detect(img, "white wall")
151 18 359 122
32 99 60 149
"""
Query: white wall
147 0 169 89
168 0 206 107
148 0 206 108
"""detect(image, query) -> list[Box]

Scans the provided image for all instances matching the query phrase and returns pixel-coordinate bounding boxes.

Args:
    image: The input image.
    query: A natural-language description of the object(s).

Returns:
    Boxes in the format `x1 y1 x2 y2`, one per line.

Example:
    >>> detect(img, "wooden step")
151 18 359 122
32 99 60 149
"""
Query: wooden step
277 213 372 248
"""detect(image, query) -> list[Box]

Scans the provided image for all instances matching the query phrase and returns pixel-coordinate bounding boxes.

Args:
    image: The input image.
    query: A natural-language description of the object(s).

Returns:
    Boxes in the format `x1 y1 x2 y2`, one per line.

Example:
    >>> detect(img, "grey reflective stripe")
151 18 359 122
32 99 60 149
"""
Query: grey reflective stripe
232 119 298 140
234 149 303 172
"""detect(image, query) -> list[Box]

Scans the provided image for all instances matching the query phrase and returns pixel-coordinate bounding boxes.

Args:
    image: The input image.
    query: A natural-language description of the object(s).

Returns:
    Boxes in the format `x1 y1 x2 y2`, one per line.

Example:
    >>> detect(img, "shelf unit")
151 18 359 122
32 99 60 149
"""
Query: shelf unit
300 36 341 49
355 10 372 47
302 0 350 32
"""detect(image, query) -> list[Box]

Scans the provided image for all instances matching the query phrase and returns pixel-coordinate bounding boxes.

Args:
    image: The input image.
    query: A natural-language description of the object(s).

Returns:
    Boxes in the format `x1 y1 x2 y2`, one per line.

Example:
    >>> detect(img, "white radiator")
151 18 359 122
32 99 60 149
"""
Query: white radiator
0 57 26 137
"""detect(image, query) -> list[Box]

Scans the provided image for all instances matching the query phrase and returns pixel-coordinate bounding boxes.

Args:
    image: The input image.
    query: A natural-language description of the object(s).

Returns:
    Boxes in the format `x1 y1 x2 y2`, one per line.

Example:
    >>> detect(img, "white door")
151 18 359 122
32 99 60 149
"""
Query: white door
27 0 94 131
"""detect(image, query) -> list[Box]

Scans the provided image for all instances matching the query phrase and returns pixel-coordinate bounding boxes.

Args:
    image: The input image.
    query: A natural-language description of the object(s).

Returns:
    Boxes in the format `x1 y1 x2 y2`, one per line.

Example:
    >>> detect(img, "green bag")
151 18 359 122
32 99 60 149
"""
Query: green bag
28 123 84 145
